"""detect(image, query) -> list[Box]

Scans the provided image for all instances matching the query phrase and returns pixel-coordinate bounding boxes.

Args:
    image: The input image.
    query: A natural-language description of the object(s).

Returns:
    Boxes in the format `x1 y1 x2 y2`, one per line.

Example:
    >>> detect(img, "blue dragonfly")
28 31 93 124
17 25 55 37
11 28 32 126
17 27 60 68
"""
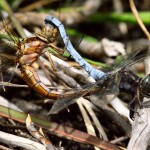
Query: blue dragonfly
45 16 106 80
44 16 150 115
49 47 150 115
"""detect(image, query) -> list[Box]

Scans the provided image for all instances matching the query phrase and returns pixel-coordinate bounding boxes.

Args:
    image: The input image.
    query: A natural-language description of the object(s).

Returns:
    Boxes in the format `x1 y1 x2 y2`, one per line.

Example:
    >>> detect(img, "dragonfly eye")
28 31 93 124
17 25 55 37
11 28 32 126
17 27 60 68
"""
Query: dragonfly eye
141 74 150 96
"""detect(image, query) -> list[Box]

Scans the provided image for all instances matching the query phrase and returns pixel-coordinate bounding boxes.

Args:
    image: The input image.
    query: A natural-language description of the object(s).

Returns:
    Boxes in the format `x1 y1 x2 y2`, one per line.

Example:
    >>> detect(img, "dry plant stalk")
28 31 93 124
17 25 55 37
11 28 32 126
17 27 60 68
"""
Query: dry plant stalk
129 0 150 40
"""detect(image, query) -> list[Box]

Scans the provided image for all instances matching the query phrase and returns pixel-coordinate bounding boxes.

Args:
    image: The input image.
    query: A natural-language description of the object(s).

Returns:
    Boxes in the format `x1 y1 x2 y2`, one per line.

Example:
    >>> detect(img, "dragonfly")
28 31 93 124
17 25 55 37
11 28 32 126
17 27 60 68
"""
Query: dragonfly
44 16 150 115
49 47 150 115
0 12 66 99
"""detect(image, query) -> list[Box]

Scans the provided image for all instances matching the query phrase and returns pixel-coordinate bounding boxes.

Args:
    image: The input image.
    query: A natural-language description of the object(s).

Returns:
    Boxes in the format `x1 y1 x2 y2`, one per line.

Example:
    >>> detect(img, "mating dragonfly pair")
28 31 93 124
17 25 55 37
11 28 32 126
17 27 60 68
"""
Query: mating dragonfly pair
0 13 150 117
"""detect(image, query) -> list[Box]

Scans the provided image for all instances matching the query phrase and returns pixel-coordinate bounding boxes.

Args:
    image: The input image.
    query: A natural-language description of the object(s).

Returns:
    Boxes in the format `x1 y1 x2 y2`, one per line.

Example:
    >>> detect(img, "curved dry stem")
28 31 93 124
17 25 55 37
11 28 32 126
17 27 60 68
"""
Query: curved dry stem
129 0 150 40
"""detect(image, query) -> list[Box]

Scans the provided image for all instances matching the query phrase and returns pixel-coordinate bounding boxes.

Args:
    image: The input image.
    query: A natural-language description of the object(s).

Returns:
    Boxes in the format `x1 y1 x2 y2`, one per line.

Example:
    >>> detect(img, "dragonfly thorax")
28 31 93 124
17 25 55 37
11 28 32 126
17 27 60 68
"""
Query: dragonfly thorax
140 74 150 97
17 38 44 65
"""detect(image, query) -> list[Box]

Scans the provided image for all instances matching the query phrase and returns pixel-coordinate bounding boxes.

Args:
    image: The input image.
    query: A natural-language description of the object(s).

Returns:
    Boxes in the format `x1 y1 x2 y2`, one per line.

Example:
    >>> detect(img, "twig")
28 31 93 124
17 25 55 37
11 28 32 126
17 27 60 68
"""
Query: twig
0 131 46 150
111 136 129 144
0 82 28 87
129 0 150 40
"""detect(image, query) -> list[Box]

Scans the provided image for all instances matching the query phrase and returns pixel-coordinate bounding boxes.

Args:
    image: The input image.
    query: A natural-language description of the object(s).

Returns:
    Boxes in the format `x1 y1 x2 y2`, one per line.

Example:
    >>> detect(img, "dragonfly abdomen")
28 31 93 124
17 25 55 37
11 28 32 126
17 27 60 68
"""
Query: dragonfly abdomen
21 65 60 100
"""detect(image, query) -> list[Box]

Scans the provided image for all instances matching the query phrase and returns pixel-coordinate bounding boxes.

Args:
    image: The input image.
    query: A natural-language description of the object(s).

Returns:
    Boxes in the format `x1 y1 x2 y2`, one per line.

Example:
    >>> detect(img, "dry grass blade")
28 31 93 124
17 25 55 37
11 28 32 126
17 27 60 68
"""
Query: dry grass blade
79 98 108 140
77 99 101 150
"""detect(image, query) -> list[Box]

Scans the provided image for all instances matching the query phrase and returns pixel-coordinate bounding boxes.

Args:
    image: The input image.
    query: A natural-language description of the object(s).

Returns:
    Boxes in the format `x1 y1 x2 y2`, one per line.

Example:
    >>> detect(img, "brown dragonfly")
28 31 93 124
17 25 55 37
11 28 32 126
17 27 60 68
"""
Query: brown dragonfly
0 11 66 99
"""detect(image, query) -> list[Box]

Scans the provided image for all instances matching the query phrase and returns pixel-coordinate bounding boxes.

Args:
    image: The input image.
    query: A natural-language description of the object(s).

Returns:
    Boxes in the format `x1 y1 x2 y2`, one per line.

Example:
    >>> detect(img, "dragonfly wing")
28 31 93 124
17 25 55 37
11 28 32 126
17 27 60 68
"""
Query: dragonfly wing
49 74 120 114
48 97 79 114
113 46 150 73
49 82 95 114
0 11 21 46
90 74 120 107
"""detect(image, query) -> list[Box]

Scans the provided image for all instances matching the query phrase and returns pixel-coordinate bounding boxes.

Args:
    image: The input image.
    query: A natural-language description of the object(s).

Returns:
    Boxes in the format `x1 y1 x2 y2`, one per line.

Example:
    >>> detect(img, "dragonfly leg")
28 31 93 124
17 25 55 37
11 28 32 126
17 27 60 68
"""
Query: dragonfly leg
127 96 140 119
48 43 65 55
46 50 57 71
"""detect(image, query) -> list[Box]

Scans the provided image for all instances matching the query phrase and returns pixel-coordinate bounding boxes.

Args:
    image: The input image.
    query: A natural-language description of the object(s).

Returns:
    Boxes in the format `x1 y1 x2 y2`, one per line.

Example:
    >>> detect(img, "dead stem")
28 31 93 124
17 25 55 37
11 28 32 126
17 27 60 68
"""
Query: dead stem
129 0 150 40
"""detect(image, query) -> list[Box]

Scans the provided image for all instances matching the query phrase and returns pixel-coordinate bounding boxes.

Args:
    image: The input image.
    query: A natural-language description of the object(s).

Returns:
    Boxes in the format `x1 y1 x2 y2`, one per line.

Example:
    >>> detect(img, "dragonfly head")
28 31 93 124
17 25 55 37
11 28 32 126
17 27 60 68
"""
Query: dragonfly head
35 23 58 43
140 74 150 97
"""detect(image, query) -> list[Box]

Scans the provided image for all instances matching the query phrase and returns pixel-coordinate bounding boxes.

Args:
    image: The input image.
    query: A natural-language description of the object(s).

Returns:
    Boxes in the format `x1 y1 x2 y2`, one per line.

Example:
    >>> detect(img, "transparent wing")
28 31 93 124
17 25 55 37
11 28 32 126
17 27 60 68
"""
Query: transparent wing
49 46 150 114
90 73 120 107
112 46 150 73
49 82 97 114
49 74 119 114
0 11 20 46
